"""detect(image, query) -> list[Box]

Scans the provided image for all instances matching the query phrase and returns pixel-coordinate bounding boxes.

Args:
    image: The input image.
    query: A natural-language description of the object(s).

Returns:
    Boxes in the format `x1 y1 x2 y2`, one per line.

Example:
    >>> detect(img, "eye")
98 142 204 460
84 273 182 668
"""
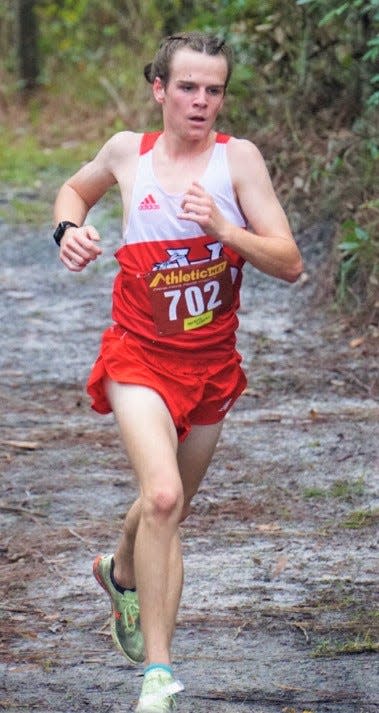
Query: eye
207 87 224 96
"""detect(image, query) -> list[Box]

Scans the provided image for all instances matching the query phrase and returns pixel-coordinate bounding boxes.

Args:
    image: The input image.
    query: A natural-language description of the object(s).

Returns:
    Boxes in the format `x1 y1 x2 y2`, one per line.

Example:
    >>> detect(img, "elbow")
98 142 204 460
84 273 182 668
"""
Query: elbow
282 257 304 283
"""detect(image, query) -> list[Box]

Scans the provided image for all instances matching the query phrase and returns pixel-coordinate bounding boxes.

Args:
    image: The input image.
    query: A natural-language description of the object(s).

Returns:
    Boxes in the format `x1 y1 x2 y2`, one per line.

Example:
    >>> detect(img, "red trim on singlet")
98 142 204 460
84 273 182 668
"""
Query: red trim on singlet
216 133 231 143
139 131 230 154
140 131 162 155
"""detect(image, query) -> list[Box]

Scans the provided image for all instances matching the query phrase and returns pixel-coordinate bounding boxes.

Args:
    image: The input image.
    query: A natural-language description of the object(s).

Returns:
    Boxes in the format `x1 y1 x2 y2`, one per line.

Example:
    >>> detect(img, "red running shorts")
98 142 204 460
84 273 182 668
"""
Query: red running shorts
87 325 247 441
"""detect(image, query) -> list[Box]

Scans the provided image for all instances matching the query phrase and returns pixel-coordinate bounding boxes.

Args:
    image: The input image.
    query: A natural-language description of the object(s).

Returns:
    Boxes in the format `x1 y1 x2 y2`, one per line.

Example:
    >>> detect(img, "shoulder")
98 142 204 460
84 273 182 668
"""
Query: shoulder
67 131 144 193
226 136 267 169
100 130 143 163
226 136 272 187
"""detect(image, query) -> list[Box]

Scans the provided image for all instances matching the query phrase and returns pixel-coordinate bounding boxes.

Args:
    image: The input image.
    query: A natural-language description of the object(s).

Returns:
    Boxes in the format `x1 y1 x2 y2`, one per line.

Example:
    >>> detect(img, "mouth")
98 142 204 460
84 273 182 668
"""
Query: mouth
188 115 206 124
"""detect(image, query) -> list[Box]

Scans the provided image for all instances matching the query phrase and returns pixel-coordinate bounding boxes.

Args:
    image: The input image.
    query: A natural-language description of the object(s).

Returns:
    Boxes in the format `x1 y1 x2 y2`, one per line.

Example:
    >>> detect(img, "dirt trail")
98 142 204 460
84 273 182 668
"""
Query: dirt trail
0 204 378 713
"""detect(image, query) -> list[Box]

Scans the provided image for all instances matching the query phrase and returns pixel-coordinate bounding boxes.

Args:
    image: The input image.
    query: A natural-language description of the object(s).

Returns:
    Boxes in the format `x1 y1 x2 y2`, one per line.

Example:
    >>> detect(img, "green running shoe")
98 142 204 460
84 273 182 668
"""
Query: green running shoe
93 553 144 665
136 668 184 712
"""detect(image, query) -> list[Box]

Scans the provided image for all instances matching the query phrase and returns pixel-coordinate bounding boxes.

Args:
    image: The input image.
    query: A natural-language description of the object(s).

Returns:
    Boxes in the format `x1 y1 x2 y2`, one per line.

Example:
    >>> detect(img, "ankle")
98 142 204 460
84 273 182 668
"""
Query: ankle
144 663 173 676
111 556 136 592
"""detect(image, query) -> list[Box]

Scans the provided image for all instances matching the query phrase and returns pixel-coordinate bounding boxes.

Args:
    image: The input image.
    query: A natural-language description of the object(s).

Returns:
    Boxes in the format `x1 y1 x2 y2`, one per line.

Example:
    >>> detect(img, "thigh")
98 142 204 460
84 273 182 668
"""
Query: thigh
105 378 180 494
177 421 223 503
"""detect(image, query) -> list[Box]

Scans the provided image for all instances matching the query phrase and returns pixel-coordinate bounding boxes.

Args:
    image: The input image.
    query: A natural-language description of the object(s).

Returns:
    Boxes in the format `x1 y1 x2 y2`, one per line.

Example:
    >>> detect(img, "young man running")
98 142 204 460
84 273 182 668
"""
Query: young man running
53 32 303 713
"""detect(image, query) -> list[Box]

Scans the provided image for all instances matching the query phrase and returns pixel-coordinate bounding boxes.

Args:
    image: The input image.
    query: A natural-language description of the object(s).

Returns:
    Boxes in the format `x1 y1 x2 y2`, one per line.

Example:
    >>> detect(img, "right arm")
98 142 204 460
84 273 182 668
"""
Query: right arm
53 133 122 272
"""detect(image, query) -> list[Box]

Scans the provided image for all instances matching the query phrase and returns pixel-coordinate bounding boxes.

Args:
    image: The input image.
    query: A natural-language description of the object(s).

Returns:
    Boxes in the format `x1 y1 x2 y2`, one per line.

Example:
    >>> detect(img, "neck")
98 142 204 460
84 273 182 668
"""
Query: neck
159 130 216 160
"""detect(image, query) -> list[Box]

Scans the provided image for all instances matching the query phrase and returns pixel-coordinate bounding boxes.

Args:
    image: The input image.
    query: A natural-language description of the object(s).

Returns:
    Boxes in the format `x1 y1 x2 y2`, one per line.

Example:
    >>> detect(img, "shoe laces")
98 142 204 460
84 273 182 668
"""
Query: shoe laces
119 591 139 633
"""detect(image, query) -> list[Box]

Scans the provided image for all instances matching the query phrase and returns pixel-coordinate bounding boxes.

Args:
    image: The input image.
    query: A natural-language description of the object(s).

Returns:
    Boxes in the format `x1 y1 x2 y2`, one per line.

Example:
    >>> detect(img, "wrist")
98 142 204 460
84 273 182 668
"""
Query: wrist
53 220 78 246
218 221 234 247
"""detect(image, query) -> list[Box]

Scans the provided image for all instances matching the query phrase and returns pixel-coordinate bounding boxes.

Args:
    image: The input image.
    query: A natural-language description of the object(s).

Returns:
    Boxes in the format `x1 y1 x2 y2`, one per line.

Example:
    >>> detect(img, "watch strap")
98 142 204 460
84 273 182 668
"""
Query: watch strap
53 221 78 246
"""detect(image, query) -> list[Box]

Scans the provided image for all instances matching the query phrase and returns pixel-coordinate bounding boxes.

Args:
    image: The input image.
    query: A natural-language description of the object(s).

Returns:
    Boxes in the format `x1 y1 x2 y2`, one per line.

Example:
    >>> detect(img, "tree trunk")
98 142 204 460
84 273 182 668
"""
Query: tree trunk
18 0 39 90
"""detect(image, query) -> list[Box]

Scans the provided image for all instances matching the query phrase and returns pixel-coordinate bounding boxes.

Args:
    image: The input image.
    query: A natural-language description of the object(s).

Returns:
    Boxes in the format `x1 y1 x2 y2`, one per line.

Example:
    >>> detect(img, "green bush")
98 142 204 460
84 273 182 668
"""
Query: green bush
337 205 379 311
0 0 378 319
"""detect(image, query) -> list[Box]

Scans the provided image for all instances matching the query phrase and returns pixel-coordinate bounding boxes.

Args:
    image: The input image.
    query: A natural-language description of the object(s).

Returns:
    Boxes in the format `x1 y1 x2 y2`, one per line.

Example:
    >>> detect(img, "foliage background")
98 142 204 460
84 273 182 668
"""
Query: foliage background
0 0 378 322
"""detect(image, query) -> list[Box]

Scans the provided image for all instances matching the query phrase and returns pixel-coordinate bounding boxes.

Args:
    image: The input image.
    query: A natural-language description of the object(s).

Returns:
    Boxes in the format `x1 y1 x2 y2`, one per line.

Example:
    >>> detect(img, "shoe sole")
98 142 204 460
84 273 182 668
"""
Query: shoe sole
93 554 144 666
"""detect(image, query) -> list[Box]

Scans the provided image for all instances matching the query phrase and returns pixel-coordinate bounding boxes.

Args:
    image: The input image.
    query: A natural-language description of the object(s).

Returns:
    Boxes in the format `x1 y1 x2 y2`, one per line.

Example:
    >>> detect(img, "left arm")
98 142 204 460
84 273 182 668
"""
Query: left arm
178 138 303 283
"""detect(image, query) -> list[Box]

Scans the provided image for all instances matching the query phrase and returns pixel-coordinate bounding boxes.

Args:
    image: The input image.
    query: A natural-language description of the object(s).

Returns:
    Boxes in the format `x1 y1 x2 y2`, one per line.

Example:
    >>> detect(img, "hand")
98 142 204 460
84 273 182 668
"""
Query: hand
59 225 102 272
178 181 228 241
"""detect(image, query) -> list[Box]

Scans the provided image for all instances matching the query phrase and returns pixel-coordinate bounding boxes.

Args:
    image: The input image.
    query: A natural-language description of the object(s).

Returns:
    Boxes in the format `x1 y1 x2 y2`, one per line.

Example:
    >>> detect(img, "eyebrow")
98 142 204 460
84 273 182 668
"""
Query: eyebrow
177 80 225 88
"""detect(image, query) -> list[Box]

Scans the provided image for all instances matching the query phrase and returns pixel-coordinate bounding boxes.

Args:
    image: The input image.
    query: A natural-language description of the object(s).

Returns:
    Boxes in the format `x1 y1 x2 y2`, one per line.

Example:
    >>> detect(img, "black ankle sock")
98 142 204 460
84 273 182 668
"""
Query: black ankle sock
110 557 136 594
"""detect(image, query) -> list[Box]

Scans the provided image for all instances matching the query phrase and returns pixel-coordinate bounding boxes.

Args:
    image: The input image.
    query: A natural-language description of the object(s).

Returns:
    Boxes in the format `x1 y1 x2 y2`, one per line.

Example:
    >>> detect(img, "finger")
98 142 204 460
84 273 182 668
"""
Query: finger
61 242 92 263
182 187 204 203
177 211 198 222
188 180 205 194
85 226 103 254
82 231 103 258
82 240 102 260
183 200 208 214
177 210 206 225
181 196 208 215
86 225 101 241
60 255 87 272
64 225 102 248
181 182 205 204
63 233 102 261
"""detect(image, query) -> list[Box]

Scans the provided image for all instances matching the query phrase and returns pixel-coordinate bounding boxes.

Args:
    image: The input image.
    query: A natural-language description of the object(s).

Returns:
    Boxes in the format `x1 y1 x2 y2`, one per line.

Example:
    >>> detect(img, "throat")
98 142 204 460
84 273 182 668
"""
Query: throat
153 134 215 193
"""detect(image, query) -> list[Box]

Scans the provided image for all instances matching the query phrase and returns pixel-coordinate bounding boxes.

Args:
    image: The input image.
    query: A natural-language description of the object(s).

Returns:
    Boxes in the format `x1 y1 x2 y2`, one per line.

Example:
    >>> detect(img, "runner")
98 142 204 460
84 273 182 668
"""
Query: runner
53 31 303 713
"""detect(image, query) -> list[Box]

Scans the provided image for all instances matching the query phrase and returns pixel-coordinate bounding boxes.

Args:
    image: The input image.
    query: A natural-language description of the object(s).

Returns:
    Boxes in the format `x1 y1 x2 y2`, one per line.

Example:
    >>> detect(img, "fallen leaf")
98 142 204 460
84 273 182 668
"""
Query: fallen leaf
349 336 365 348
309 408 321 420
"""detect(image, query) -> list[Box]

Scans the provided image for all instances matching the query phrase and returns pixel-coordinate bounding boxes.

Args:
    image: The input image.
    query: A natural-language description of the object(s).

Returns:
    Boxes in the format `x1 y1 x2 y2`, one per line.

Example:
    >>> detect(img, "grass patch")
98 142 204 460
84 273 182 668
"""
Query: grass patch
0 128 99 189
330 477 365 498
303 486 327 499
342 508 379 529
0 128 113 226
312 633 378 657
0 197 49 225
305 585 358 612
303 476 366 501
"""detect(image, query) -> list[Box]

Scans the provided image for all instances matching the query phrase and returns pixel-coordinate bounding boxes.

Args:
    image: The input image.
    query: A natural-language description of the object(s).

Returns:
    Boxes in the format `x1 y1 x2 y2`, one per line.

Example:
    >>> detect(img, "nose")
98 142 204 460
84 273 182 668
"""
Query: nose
193 88 208 106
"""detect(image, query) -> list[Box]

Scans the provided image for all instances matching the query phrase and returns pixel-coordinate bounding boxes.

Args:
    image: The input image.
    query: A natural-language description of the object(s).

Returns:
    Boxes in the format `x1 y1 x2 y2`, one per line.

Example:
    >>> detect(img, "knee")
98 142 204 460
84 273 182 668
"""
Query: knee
142 485 184 524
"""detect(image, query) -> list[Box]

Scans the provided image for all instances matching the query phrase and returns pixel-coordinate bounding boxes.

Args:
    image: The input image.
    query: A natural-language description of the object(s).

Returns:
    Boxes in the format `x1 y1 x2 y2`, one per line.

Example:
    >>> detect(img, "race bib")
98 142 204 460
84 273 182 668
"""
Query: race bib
145 257 233 335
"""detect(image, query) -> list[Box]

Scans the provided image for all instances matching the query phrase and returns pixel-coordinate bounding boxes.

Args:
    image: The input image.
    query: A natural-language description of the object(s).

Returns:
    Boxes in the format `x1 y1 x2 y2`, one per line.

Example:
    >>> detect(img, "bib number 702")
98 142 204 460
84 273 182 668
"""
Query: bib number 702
164 281 222 321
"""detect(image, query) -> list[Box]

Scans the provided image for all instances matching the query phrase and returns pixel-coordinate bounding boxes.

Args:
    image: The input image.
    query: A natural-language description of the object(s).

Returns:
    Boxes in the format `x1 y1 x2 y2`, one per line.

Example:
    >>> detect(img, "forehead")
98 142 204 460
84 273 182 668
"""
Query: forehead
169 47 228 85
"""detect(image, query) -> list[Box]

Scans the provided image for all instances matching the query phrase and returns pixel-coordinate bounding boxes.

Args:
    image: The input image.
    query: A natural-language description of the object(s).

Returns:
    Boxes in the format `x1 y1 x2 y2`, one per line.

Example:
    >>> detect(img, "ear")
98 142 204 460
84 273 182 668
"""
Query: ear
152 77 165 104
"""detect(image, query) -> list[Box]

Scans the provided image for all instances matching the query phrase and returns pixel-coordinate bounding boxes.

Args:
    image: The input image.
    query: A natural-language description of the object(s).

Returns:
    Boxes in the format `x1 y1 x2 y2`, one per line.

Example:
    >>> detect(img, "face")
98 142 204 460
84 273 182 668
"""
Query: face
153 48 228 140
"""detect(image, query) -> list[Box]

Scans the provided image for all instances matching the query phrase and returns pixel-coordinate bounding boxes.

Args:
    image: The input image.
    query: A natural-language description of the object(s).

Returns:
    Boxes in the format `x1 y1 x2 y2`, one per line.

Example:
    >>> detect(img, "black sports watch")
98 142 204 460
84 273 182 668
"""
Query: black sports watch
53 221 78 246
